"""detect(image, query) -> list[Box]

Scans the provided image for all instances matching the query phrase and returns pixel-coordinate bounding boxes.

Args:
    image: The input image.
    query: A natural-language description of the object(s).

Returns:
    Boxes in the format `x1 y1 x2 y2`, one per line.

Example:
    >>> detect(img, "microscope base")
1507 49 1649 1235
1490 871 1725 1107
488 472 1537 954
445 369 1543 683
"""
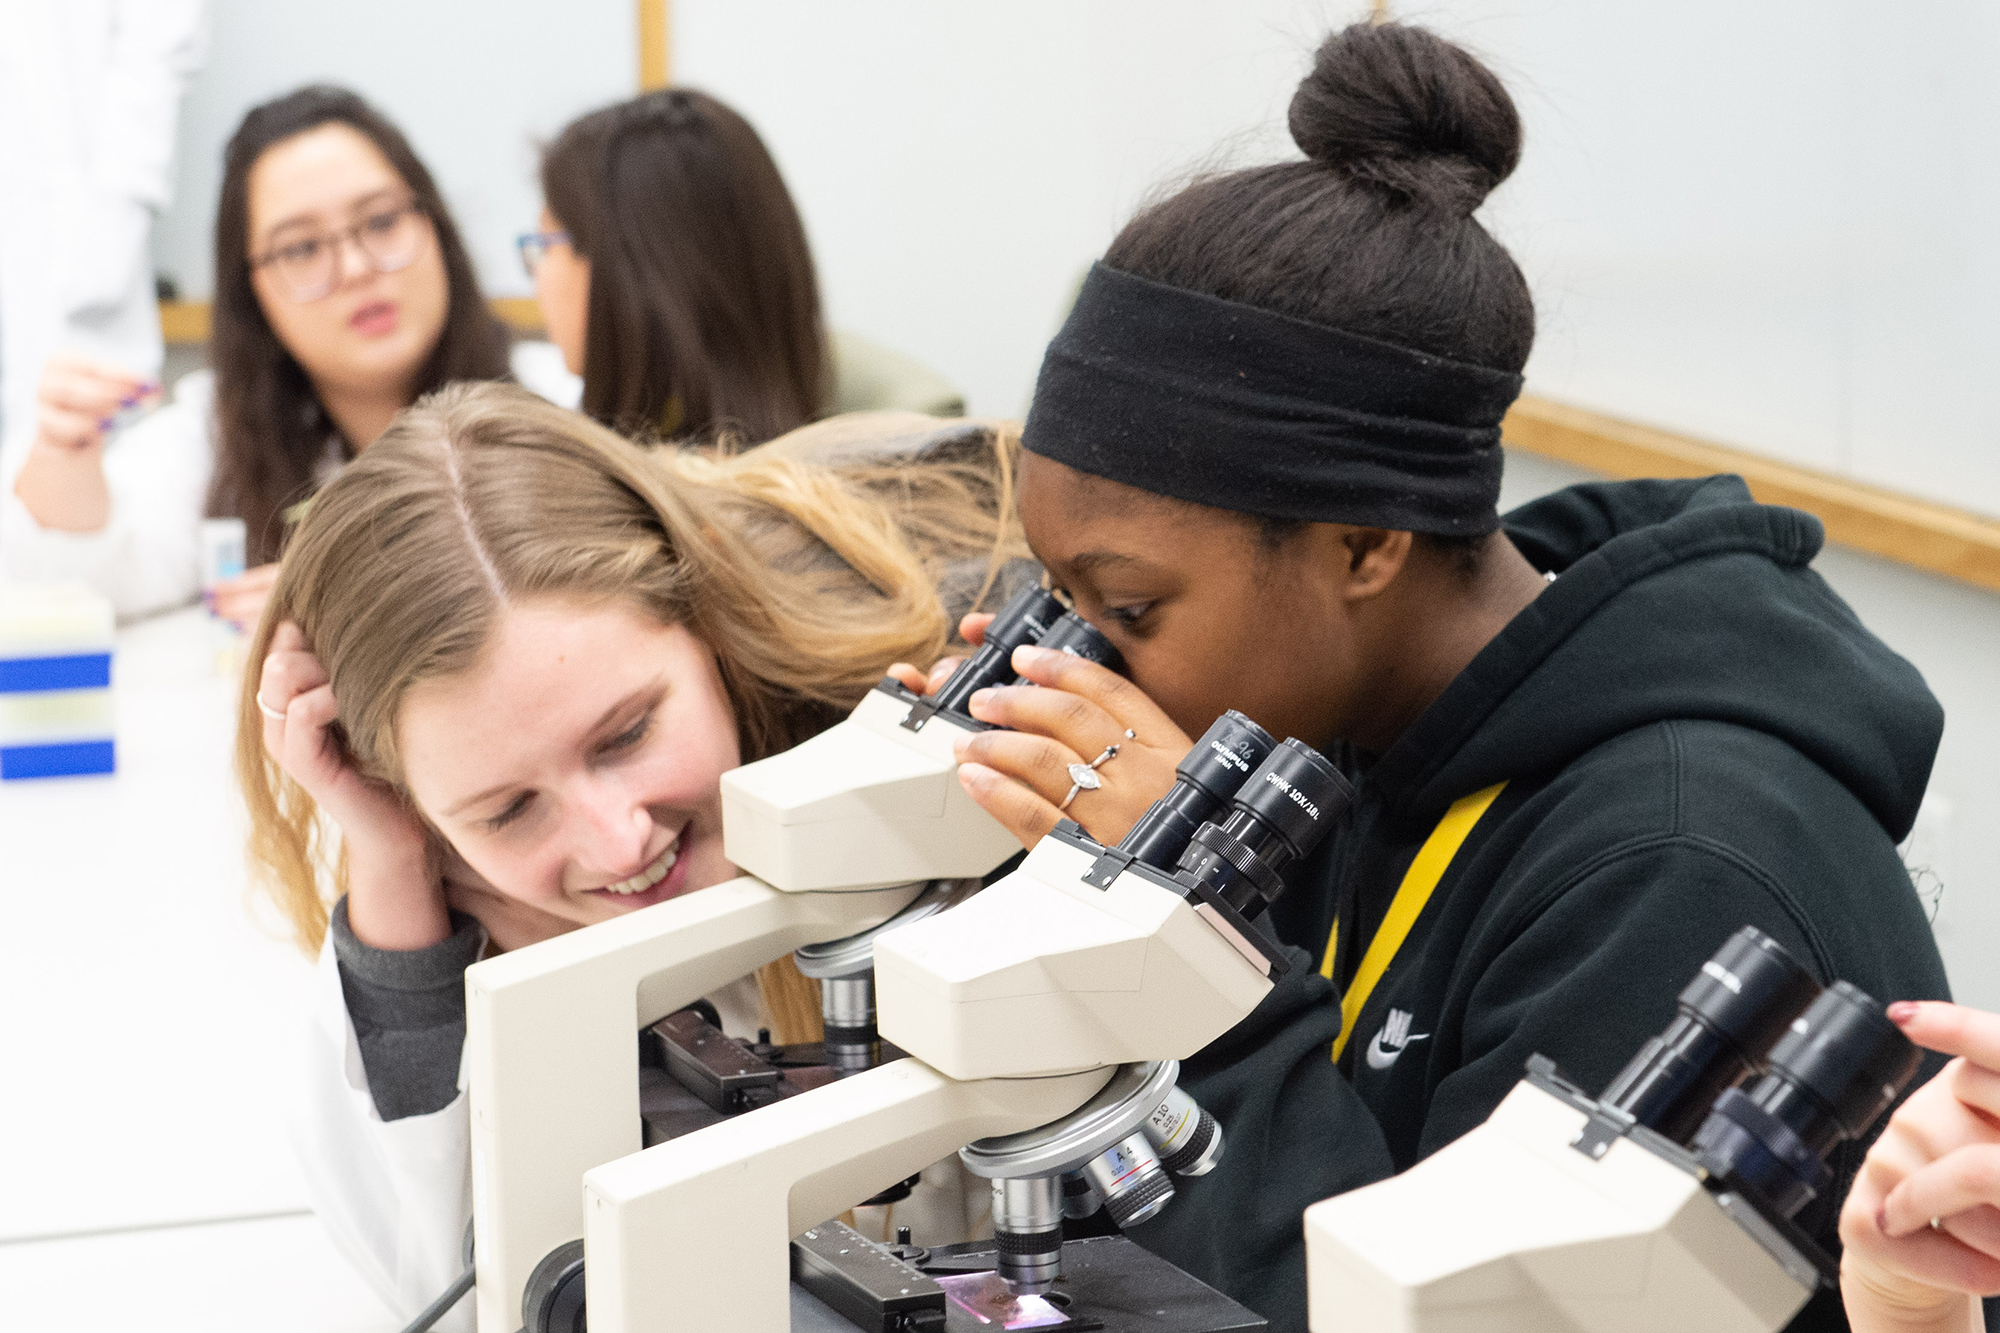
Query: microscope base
789 1235 1266 1333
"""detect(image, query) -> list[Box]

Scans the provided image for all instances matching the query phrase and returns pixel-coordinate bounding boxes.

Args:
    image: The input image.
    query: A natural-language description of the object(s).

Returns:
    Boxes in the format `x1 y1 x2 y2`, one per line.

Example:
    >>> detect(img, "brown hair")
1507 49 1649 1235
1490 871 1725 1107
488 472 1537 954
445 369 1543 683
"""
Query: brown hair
237 385 1022 1032
541 88 827 444
209 85 514 564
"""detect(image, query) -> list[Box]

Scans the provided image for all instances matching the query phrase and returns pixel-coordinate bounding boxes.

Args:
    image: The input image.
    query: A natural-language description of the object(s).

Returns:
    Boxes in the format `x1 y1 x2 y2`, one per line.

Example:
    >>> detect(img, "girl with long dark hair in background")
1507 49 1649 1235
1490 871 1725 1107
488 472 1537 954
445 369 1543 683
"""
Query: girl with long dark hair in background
524 86 960 448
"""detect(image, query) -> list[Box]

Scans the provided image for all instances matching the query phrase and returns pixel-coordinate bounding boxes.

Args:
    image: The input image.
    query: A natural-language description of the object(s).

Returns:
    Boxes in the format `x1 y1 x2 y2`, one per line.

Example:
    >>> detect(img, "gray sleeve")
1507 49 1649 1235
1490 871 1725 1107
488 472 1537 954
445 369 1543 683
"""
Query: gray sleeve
329 896 488 1122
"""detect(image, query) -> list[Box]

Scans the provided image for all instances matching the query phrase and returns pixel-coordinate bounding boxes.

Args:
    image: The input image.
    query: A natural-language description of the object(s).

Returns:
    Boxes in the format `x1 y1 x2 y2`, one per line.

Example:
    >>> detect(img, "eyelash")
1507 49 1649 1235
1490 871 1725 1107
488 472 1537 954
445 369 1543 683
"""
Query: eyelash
1103 602 1153 629
481 709 655 832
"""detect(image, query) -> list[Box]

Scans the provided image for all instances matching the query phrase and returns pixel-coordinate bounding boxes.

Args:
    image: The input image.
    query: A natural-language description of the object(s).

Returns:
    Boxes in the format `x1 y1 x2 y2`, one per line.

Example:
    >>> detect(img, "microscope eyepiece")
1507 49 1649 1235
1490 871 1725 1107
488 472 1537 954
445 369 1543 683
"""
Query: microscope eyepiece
1012 610 1124 681
1692 981 1922 1218
1598 926 1821 1145
1117 711 1277 871
928 584 1066 717
1175 738 1352 916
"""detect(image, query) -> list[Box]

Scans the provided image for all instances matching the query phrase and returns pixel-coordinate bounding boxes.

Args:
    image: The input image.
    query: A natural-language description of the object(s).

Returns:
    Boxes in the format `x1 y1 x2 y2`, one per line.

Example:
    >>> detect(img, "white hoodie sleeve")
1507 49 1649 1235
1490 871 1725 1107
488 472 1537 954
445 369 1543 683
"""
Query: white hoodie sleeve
0 370 213 620
295 938 475 1333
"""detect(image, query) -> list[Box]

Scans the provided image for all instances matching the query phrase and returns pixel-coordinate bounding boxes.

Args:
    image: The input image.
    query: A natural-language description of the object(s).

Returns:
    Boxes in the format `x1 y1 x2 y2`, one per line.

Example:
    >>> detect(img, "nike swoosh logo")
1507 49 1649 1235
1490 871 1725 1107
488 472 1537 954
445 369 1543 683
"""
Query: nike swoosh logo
1365 1028 1431 1070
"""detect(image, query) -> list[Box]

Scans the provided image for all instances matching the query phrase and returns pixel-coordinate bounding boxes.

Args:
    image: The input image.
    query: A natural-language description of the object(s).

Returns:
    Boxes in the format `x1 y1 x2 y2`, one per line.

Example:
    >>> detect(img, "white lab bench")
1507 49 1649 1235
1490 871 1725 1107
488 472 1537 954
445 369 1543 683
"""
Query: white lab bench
0 607 397 1330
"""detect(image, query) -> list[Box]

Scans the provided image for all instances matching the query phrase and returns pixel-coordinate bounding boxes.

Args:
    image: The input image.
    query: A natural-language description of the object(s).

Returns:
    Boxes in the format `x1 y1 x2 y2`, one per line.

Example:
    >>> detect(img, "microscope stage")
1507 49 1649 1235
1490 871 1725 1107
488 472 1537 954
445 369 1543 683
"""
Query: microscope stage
788 1234 1266 1333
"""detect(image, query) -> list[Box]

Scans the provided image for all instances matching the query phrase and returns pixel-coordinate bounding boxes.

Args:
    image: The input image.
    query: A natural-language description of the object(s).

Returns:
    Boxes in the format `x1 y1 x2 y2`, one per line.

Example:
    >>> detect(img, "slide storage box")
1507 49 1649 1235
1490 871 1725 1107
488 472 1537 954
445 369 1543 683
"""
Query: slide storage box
0 585 115 780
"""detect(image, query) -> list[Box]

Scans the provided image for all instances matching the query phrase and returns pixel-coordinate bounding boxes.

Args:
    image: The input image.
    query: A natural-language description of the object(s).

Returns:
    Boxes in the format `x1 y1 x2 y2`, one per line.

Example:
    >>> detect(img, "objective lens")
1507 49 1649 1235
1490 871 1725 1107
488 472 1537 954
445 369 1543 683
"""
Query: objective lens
1012 611 1124 682
1081 1132 1175 1229
1059 1169 1101 1219
1118 711 1276 871
818 974 877 1072
1176 739 1353 916
929 585 1065 717
990 1176 1064 1294
1693 981 1923 1218
1142 1086 1224 1177
1598 926 1821 1145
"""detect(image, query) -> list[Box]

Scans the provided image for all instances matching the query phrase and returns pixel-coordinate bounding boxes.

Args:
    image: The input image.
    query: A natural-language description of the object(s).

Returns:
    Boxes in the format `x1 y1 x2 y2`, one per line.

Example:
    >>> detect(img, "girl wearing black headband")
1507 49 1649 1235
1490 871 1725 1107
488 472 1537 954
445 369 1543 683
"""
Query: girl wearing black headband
895 21 1948 1333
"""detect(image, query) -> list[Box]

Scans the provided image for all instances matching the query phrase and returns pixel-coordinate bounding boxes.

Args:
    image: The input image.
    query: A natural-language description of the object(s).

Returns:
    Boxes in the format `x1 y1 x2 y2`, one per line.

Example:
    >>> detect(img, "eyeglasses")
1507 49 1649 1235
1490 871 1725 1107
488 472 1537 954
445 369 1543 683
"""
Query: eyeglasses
250 199 431 303
517 229 572 279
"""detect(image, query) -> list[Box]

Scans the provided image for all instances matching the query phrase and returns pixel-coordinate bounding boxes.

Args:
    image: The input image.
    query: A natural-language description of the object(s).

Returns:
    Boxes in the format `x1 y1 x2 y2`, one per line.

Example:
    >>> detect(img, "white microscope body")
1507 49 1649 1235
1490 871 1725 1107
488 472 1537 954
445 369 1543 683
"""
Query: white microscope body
463 682 1020 1333
1304 1065 1822 1333
580 724 1353 1333
1303 930 1925 1333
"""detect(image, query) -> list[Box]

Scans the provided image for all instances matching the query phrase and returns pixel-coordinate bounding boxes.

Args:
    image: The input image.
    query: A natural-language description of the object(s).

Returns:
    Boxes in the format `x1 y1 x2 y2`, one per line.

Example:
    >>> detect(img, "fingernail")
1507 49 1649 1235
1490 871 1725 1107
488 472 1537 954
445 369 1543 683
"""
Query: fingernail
1014 645 1052 669
97 417 114 431
951 736 970 760
1888 1001 1921 1024
969 688 996 709
119 393 139 408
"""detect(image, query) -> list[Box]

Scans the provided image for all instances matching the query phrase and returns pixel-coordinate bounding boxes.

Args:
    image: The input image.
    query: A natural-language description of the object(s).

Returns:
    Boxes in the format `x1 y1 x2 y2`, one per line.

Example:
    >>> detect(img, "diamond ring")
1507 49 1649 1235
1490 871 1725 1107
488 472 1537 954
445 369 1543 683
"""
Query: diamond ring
1060 729 1137 810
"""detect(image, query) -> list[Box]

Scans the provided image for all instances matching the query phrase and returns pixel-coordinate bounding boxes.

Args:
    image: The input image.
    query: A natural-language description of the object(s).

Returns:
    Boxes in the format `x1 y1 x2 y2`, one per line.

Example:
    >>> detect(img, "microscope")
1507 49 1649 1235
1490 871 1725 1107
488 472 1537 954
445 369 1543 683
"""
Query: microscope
1304 926 1924 1332
466 584 1092 1333
576 708 1356 1333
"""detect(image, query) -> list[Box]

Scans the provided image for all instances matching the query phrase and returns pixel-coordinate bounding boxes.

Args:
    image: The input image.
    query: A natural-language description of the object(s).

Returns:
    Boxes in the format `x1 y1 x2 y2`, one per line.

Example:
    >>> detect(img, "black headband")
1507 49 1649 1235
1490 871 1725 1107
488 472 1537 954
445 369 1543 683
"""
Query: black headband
1021 263 1524 535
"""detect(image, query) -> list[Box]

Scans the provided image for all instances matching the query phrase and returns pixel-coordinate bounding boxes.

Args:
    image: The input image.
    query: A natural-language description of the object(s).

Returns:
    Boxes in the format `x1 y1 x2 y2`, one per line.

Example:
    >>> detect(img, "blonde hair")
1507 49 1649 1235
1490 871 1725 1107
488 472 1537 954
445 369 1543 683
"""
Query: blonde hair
237 383 1023 1038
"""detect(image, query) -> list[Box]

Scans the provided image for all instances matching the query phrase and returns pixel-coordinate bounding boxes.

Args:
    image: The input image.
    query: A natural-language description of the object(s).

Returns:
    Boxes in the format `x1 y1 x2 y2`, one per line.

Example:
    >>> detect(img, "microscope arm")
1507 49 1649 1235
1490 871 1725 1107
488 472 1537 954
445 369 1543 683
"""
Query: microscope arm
465 876 924 1333
581 1058 1116 1333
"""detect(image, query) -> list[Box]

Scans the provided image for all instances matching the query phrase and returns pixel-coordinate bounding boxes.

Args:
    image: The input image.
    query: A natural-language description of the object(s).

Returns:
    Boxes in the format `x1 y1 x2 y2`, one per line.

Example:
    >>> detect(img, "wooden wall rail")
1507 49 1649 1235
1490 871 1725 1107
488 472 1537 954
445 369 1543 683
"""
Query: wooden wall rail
158 297 543 343
1504 395 2000 596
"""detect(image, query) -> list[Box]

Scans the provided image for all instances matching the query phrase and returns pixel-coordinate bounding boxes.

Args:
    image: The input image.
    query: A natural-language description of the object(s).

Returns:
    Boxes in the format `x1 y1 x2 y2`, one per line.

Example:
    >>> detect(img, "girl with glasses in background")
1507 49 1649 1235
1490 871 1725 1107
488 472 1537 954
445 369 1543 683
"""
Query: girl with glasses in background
3 85 573 625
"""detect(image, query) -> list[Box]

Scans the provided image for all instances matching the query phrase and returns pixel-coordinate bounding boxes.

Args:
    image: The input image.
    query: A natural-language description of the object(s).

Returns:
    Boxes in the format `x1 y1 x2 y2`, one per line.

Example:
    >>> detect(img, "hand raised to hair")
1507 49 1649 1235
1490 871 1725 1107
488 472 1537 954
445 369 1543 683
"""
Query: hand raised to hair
258 620 449 951
1839 1001 2000 1333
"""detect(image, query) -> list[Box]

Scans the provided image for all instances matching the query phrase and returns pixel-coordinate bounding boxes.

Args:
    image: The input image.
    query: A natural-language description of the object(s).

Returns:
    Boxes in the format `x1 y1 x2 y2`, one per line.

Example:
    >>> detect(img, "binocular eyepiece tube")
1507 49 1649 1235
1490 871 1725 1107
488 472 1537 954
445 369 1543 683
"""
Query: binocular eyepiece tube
1175 738 1354 917
1010 609 1124 682
1693 980 1922 1218
1598 925 1822 1145
927 584 1066 717
1118 710 1277 871
1597 924 1924 1222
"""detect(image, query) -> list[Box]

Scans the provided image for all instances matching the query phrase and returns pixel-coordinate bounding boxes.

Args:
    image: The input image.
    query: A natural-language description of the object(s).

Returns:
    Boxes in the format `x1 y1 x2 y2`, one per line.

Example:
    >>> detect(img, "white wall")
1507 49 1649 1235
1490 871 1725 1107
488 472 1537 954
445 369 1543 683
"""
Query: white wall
677 0 2000 513
671 0 1341 418
150 0 637 306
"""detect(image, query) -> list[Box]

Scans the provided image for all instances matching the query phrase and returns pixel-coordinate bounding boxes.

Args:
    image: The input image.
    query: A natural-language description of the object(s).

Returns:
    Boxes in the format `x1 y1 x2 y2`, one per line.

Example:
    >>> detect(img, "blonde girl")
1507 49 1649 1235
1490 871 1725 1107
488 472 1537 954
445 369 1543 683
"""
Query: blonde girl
239 382 1022 1325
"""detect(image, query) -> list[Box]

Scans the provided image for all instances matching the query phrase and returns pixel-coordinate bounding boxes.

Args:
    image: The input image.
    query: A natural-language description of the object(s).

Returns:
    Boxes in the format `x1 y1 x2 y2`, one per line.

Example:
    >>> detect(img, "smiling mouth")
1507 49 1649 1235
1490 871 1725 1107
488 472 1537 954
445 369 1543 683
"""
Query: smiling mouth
597 839 679 895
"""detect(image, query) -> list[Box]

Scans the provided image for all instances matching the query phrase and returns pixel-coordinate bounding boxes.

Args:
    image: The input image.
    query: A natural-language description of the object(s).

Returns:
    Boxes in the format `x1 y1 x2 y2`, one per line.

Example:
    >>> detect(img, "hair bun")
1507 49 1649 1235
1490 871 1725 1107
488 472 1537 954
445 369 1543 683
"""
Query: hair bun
1288 22 1521 215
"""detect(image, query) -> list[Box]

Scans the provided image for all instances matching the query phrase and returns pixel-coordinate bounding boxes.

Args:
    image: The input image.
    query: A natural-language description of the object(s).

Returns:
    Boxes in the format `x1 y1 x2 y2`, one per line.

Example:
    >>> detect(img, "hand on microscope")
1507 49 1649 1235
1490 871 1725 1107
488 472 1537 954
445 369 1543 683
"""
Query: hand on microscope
889 610 1191 848
1839 1001 2000 1333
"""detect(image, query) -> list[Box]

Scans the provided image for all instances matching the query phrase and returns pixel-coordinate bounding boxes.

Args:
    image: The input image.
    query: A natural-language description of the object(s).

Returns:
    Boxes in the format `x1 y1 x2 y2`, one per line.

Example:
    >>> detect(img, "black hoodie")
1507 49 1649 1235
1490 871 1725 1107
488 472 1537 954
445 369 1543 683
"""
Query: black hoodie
1129 476 1952 1333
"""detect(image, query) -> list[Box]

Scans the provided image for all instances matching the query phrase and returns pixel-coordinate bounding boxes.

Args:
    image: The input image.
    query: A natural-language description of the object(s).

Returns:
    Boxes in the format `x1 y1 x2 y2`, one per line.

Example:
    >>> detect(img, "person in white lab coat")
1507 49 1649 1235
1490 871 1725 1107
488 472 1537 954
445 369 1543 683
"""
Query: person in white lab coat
3 86 574 625
240 386 1024 1329
0 0 205 479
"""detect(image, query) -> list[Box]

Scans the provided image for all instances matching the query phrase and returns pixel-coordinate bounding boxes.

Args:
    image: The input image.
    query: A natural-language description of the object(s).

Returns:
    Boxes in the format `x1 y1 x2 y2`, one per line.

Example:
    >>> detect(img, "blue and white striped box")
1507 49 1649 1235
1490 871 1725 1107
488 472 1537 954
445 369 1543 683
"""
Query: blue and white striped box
0 585 116 780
